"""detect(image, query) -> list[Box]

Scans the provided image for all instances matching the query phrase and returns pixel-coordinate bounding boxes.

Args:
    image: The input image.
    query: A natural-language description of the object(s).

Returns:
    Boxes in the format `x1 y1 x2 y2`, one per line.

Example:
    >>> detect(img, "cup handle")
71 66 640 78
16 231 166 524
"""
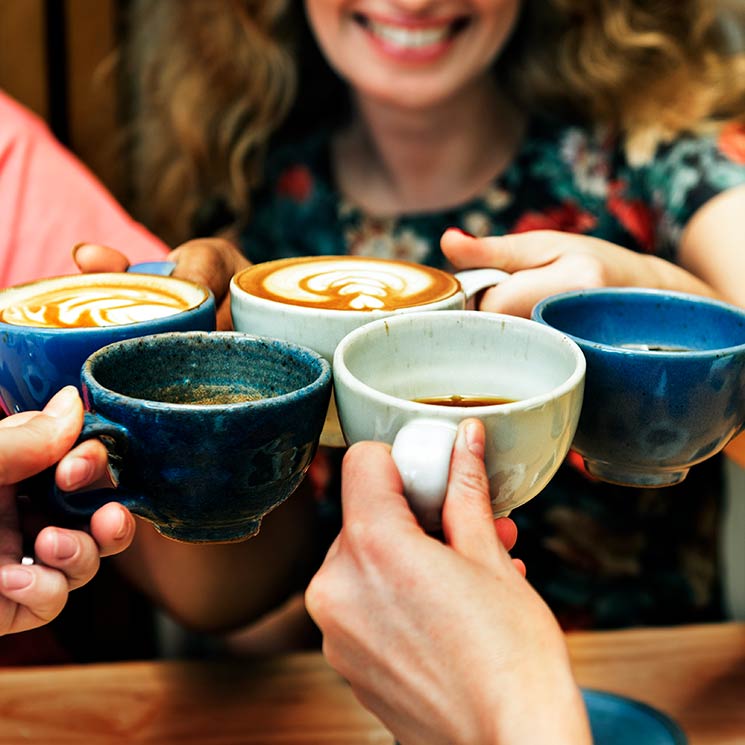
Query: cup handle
127 261 177 276
48 413 154 522
391 419 458 531
454 267 510 301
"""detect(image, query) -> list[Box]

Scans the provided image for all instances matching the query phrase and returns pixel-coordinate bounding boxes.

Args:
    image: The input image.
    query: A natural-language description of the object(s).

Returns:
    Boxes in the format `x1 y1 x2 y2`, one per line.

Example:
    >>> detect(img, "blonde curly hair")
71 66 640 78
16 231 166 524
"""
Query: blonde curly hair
123 0 745 246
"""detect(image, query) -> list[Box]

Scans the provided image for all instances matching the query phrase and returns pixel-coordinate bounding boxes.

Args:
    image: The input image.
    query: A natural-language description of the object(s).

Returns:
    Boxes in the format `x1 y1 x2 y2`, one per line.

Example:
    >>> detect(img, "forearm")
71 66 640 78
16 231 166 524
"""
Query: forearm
113 484 320 632
637 253 721 300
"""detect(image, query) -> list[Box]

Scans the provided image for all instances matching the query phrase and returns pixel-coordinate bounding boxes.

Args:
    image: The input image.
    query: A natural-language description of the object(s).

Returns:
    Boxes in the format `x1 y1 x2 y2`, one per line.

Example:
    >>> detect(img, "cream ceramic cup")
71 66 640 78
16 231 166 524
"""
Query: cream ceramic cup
230 256 507 447
332 311 586 530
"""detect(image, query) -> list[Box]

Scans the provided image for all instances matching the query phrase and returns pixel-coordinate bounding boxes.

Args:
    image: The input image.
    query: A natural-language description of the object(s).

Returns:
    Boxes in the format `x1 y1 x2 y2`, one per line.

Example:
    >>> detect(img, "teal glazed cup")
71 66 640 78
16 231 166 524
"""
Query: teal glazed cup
0 270 216 415
56 331 332 543
532 288 745 487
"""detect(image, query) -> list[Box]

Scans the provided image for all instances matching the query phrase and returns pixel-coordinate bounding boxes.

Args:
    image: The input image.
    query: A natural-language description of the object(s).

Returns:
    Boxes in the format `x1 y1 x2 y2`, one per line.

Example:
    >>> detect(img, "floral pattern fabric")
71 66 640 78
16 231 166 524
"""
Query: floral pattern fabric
240 117 745 630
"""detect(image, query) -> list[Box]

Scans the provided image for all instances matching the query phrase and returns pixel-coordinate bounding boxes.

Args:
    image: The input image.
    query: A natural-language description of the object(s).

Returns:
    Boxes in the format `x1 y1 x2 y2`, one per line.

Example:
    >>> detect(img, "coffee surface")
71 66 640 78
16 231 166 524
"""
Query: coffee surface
138 381 268 406
1 281 195 328
237 256 460 311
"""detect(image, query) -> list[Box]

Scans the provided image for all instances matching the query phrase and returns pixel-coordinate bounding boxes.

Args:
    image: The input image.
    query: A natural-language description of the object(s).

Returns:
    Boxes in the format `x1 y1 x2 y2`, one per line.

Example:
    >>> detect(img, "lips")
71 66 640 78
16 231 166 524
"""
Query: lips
352 12 470 53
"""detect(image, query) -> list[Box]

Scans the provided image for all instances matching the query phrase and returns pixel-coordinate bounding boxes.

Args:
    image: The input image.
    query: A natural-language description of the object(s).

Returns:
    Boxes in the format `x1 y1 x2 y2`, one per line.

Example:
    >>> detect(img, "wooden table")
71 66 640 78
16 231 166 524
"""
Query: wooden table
0 623 743 744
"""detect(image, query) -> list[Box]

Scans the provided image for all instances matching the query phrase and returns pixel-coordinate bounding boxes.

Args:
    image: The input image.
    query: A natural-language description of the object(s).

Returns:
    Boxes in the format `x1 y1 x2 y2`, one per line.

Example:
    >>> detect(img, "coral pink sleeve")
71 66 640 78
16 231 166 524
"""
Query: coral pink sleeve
0 91 169 287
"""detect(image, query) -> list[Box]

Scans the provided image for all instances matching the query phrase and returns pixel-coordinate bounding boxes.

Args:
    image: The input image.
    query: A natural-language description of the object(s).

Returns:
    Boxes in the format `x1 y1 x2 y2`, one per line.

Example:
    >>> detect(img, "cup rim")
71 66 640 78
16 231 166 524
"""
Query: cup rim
332 309 586 413
0 272 214 333
82 330 332 410
230 256 464 317
531 287 745 357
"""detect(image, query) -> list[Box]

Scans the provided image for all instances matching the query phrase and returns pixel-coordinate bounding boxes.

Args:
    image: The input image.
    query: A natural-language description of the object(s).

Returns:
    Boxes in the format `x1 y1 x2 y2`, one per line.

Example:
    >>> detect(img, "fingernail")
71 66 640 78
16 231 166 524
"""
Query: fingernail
1 566 33 590
44 386 79 418
449 227 476 238
463 420 484 458
52 530 78 561
60 455 94 491
113 508 129 541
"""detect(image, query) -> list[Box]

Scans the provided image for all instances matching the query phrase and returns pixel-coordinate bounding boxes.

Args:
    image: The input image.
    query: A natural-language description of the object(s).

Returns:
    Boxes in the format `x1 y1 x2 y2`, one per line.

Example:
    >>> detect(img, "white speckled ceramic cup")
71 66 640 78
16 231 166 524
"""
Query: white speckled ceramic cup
230 256 507 447
333 310 586 530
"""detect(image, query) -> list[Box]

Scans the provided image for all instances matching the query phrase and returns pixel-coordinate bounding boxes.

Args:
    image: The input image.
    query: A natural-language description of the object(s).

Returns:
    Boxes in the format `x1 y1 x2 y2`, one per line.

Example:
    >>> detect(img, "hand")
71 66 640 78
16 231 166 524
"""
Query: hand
306 419 591 745
74 238 250 329
441 227 681 318
0 387 135 635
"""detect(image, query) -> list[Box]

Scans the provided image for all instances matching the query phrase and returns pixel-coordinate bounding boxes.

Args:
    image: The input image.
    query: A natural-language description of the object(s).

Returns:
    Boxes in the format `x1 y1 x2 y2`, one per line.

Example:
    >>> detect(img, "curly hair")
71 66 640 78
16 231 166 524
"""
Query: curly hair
122 0 745 245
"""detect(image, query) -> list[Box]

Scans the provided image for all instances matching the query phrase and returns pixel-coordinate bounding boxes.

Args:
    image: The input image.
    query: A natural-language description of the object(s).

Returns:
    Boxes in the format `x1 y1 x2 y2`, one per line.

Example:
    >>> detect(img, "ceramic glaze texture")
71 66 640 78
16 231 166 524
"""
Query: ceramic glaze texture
532 288 745 486
71 332 332 543
0 273 216 414
231 257 507 363
333 311 585 522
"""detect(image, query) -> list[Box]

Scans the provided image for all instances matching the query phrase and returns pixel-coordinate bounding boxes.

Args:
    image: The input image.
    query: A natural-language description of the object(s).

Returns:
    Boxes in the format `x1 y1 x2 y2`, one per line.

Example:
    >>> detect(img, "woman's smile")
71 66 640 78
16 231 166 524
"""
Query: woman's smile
305 0 521 109
352 11 471 61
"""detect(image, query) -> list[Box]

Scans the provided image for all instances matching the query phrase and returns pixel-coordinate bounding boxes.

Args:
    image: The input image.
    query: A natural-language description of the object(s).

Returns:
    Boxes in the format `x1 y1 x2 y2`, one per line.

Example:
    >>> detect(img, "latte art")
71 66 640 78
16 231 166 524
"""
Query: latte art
237 257 460 311
0 275 206 329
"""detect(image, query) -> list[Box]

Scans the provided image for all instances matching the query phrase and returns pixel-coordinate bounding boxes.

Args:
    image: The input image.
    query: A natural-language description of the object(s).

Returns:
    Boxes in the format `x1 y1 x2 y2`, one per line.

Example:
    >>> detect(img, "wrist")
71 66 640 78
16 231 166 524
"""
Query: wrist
479 658 592 745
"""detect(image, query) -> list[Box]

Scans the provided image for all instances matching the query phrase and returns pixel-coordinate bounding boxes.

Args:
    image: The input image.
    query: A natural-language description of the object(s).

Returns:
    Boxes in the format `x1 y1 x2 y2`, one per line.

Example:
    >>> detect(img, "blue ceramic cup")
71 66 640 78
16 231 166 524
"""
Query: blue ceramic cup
0 270 216 415
532 288 745 487
59 331 332 543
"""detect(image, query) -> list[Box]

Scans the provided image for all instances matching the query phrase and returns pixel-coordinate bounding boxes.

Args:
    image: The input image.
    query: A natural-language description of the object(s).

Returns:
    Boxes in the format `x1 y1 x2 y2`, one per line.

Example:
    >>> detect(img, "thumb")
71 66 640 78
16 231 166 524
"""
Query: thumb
72 243 132 273
0 387 84 485
441 228 560 273
441 419 508 573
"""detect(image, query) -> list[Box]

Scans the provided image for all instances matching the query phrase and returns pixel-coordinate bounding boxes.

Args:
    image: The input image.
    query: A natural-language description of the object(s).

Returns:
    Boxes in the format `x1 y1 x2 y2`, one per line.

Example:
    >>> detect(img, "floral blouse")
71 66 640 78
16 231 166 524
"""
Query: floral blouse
240 117 745 630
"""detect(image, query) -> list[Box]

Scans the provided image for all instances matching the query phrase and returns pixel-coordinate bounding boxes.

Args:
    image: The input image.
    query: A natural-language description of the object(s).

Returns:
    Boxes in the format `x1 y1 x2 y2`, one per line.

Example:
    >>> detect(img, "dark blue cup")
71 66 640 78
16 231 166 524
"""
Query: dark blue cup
0 270 216 414
60 331 331 543
532 288 745 486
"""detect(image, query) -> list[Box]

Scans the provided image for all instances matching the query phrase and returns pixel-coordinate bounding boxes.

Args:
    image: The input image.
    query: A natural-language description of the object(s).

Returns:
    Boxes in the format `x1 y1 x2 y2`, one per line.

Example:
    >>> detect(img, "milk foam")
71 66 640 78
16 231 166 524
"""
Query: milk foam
2 286 189 328
254 258 458 311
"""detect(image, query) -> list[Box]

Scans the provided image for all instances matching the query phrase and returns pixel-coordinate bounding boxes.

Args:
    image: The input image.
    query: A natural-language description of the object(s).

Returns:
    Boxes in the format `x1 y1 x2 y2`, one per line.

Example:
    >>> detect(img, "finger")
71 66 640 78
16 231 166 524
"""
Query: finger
477 261 595 317
55 438 111 492
494 516 518 552
72 243 132 273
33 527 100 591
441 228 564 273
0 563 69 632
216 296 235 331
440 419 504 572
89 503 136 558
340 441 419 530
168 238 250 304
0 387 83 486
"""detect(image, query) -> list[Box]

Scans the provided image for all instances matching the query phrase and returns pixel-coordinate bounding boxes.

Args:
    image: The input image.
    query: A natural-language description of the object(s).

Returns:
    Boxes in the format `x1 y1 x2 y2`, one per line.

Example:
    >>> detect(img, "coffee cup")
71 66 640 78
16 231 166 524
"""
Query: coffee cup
0 271 216 415
230 256 507 446
332 310 586 530
532 288 745 486
50 331 332 543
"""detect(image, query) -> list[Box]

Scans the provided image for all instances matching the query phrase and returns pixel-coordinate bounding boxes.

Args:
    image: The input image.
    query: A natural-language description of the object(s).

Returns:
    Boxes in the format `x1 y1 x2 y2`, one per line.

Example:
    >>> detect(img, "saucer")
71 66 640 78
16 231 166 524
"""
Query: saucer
583 689 687 744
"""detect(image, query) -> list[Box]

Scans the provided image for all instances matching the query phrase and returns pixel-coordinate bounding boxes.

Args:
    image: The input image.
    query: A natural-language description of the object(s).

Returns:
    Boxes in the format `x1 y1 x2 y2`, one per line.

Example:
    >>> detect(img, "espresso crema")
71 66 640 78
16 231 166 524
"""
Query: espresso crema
0 275 204 328
236 256 461 311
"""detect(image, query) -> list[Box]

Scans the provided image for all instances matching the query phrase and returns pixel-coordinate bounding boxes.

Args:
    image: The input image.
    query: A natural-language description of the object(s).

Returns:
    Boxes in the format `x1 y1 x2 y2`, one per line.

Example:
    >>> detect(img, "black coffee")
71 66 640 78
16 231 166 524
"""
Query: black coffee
413 394 516 407
619 343 693 352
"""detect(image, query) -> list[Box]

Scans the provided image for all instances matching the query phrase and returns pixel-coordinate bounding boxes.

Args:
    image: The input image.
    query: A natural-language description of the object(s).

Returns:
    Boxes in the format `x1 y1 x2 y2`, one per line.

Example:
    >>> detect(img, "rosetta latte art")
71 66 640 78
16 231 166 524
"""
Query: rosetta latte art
240 257 460 311
1 286 190 328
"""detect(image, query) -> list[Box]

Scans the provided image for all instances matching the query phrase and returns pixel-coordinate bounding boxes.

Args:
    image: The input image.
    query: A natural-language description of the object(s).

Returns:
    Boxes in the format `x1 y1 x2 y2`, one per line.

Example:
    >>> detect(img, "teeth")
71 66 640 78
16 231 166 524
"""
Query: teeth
367 19 450 48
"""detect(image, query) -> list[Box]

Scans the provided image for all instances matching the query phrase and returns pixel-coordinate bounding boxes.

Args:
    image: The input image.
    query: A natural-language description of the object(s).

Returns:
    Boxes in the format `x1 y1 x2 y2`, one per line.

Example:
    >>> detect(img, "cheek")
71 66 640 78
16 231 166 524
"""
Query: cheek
480 0 522 53
304 0 343 51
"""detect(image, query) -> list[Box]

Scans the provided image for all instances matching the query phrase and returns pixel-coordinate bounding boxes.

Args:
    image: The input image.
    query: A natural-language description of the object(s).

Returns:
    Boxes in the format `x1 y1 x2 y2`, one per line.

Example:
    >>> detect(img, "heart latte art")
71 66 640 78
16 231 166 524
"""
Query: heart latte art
237 257 460 311
0 275 205 328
